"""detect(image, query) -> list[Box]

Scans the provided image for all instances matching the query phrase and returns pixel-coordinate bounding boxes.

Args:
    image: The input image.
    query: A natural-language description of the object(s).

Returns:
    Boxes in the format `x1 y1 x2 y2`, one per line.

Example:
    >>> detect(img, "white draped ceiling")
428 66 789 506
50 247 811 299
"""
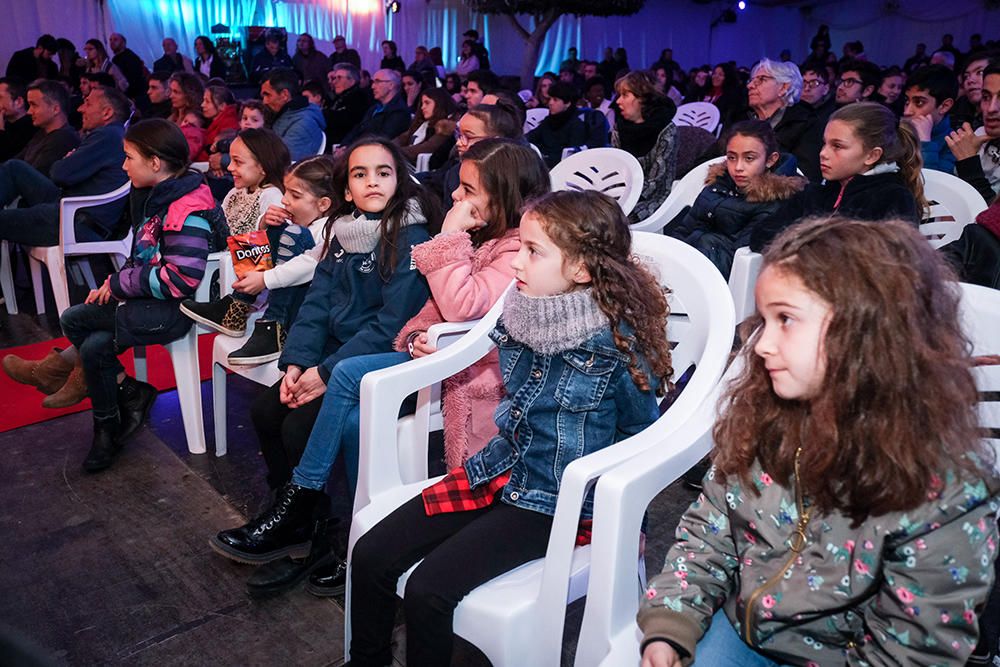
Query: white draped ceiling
5 0 1000 81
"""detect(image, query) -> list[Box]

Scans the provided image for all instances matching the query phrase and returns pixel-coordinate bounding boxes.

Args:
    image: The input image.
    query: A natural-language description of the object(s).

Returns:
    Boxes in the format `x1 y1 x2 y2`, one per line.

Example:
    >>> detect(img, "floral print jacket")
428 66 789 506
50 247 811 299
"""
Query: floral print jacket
638 461 999 666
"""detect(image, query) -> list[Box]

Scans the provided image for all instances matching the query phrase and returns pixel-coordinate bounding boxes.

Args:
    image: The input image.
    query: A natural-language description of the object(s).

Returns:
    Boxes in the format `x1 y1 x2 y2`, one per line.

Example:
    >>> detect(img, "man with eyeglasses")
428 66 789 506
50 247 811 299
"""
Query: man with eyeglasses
835 60 880 107
324 63 369 145
951 52 996 130
800 65 835 119
340 69 409 146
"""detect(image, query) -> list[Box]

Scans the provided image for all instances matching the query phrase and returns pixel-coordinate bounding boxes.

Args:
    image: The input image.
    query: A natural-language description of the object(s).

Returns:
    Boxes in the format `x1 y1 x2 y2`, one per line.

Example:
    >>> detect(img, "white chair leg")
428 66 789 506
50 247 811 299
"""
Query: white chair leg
212 360 228 457
46 259 71 315
0 241 18 315
133 346 148 383
29 257 46 315
167 331 207 455
79 259 98 290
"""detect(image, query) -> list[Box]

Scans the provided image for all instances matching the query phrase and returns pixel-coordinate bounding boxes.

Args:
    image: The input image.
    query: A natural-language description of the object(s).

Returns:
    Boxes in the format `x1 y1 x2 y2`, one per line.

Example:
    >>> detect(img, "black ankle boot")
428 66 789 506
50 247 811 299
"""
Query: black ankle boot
306 557 348 597
246 517 344 599
83 416 123 473
116 376 158 443
210 483 322 564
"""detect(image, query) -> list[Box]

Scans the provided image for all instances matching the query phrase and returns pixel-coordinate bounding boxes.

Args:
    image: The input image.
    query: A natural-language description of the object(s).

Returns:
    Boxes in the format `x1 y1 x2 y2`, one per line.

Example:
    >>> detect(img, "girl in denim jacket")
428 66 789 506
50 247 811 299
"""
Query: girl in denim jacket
640 217 999 667
348 190 676 667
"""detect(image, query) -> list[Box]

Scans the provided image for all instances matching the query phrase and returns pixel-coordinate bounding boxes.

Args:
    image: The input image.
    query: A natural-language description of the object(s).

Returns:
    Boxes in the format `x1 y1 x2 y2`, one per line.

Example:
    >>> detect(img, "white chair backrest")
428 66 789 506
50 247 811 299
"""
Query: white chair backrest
415 152 432 173
958 282 1000 466
549 147 644 216
524 107 549 133
631 156 723 233
728 246 763 324
317 132 327 156
921 169 988 248
673 102 721 134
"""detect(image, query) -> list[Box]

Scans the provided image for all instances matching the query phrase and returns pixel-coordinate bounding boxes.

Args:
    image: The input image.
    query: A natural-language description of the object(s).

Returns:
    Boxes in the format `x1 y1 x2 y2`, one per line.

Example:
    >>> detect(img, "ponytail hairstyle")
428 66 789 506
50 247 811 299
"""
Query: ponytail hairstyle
829 102 927 213
459 138 550 246
722 120 781 169
522 190 673 394
124 118 191 176
464 102 524 140
328 135 443 280
235 127 291 191
287 156 337 250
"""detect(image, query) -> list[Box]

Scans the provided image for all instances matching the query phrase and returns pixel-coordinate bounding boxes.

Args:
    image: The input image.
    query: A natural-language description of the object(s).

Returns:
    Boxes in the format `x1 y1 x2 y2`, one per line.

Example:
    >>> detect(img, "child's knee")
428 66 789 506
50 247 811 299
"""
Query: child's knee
403 567 451 617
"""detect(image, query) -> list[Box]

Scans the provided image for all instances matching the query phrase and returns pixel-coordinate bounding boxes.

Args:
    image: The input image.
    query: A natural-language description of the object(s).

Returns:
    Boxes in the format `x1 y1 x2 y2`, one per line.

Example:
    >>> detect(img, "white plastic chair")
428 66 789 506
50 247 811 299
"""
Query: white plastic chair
523 108 549 134
209 254 476 458
190 162 210 173
344 232 736 666
0 182 132 315
560 145 588 162
574 357 743 667
631 156 724 233
673 102 721 135
131 250 226 455
317 133 327 156
549 148 644 216
728 246 763 324
958 283 1000 468
920 169 988 249
415 152 432 173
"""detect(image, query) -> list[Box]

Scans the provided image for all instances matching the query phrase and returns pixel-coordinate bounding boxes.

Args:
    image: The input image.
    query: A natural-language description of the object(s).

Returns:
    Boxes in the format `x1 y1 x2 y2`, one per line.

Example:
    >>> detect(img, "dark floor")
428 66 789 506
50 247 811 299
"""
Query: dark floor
0 266 698 666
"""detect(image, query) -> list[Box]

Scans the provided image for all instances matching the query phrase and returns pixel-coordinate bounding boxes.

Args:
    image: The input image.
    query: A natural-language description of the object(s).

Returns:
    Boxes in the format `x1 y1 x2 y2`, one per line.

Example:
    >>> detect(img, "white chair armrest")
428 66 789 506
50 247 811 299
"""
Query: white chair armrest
191 162 210 173
60 181 131 246
199 251 227 302
218 251 236 297
415 152 432 173
425 319 479 347
356 285 511 509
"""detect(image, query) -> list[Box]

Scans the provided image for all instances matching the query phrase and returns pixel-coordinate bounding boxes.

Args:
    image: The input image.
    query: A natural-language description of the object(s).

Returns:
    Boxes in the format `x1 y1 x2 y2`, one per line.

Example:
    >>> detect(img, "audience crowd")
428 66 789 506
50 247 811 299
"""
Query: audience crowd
3 23 1000 667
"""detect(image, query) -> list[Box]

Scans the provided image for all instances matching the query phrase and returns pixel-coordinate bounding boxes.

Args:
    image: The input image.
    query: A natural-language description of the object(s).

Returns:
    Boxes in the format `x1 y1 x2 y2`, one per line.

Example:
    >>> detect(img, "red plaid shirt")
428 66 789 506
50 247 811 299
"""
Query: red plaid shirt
422 467 594 546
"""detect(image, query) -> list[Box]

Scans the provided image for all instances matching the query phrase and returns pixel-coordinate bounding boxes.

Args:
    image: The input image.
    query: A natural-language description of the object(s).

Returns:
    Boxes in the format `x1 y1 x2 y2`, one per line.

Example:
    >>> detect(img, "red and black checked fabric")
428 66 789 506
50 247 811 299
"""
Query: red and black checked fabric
422 466 512 516
421 466 594 546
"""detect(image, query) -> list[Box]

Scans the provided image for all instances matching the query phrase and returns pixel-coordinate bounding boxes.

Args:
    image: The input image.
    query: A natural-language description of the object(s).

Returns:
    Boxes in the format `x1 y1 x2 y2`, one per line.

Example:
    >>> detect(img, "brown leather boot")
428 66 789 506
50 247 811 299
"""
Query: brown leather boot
2 348 72 395
42 363 88 408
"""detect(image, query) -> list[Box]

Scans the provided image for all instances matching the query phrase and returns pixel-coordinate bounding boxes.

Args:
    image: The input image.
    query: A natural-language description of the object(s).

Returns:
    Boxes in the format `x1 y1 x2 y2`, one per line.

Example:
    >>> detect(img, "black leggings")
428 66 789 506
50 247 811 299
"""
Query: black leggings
349 495 553 667
251 379 324 489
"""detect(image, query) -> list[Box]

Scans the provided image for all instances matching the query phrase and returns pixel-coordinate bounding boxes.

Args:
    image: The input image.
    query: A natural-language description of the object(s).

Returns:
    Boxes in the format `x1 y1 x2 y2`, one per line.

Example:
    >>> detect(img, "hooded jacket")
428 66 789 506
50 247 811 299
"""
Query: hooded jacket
271 97 326 162
670 157 806 276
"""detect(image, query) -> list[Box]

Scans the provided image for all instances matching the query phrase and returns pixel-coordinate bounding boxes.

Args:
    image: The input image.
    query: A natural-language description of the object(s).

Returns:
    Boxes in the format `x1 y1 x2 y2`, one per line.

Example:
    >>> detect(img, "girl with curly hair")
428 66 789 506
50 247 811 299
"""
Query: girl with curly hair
640 216 999 667
349 189 674 666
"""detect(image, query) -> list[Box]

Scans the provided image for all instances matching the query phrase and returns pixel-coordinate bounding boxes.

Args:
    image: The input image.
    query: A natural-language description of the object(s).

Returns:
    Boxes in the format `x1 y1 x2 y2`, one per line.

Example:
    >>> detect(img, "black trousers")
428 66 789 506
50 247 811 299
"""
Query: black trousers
349 494 553 667
251 379 324 489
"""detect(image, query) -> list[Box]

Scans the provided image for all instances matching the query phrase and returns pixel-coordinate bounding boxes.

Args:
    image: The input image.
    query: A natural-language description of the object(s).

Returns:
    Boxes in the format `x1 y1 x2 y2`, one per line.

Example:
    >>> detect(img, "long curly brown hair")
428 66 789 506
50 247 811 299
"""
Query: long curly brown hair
713 216 993 524
523 190 673 394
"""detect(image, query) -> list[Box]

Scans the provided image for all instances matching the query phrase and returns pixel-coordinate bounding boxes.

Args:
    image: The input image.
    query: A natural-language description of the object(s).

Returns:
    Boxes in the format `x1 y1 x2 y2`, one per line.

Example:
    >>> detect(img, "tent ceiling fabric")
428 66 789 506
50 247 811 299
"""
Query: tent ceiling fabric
3 0 1000 81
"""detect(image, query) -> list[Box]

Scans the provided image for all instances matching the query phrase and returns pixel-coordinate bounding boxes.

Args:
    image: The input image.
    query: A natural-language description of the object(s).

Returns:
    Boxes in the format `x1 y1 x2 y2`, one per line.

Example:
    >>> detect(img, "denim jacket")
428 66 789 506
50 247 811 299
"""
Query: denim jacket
462 318 660 517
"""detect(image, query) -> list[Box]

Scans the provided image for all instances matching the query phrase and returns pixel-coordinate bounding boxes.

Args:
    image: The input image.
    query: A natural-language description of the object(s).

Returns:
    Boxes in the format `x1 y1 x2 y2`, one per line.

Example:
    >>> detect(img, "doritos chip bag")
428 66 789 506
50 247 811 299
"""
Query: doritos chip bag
228 230 273 278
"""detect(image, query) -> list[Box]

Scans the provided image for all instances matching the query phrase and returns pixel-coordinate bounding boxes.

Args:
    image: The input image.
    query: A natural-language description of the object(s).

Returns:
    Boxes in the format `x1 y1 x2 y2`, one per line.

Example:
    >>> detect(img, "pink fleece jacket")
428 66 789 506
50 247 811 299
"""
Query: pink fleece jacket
394 229 520 468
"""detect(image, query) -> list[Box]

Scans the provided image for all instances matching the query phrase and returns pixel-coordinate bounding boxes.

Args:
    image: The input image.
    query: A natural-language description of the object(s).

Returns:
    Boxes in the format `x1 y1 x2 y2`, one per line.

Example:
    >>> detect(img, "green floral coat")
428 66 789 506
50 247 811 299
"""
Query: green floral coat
638 461 999 666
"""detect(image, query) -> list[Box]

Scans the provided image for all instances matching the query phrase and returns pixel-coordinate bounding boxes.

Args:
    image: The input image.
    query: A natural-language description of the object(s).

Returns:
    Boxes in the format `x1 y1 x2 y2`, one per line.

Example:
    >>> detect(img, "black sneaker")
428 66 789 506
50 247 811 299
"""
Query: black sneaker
179 295 251 337
228 320 283 366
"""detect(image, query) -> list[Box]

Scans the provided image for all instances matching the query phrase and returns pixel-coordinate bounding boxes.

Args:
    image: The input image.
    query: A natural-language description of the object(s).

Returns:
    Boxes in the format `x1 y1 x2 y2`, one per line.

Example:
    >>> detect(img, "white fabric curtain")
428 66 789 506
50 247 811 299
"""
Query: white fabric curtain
5 0 1000 83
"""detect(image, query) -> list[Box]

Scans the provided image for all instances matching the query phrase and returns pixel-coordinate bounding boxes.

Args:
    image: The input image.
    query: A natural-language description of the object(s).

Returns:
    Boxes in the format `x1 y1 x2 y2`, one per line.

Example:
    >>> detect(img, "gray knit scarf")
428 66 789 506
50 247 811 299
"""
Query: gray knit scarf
332 199 425 253
502 287 609 356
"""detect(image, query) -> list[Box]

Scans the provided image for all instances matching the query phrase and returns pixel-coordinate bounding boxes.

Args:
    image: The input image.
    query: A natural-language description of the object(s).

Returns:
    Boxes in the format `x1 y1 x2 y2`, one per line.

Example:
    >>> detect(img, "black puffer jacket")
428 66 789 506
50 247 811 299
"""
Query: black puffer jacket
750 167 921 252
668 155 806 277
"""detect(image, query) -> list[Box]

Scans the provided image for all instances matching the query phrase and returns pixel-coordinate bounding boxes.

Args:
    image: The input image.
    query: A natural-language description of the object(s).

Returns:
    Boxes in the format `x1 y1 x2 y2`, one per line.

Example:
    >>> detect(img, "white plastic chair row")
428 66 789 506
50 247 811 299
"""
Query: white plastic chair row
1 182 133 315
344 232 736 666
523 108 549 134
549 147 644 216
630 156 723 234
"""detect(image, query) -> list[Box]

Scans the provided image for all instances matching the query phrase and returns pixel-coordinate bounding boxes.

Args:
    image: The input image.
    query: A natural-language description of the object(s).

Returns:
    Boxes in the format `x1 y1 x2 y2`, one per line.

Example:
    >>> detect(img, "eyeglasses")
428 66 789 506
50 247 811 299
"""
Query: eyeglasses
747 75 775 87
802 79 826 89
837 77 863 88
455 132 481 145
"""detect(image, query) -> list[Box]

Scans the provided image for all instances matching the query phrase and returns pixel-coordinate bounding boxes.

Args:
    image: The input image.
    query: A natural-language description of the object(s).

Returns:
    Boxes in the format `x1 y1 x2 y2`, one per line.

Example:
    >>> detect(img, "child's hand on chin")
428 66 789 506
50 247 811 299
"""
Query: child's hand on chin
641 641 682 667
441 200 486 234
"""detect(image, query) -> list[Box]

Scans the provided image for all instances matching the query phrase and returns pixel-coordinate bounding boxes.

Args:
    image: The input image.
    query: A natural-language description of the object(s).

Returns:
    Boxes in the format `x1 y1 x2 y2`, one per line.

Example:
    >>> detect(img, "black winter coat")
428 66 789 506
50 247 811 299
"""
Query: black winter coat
668 156 806 277
750 169 921 252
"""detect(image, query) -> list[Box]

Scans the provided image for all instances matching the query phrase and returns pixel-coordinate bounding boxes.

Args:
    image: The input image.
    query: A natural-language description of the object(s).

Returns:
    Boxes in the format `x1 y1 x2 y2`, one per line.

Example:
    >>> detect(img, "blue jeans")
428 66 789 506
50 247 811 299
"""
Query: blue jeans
233 223 314 327
694 610 786 666
291 351 411 496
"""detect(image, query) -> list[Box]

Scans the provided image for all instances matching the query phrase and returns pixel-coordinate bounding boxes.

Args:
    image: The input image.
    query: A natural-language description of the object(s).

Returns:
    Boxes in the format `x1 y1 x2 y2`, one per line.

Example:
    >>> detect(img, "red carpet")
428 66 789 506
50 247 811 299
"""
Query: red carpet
0 334 217 433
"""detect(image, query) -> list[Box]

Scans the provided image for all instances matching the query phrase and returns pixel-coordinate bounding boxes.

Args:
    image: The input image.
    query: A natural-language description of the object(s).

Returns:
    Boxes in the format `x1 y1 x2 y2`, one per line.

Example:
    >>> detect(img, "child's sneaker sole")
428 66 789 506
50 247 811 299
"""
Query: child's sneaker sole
179 302 247 337
227 352 281 366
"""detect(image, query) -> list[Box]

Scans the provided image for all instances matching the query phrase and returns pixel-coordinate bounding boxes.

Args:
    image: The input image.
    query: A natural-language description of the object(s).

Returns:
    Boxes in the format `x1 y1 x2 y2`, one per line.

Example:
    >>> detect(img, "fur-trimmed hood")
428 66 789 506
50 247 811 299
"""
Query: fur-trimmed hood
704 161 807 203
